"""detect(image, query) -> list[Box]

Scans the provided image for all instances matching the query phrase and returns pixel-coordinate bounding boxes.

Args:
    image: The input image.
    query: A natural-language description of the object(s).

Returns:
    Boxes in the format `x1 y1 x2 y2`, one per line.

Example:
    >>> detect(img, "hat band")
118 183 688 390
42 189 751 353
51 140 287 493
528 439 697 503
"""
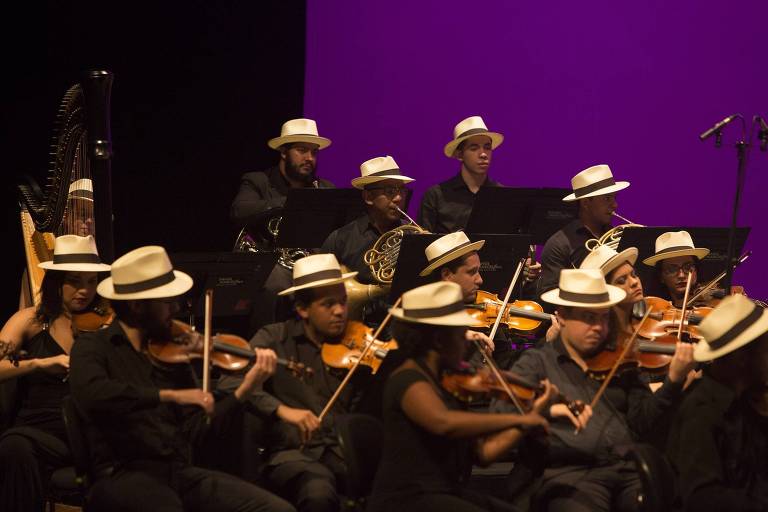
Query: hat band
426 240 476 266
404 300 465 318
655 245 696 256
366 168 402 178
52 253 101 265
558 289 610 303
293 268 342 287
282 132 320 137
455 127 490 139
573 177 616 198
113 270 176 294
707 305 763 351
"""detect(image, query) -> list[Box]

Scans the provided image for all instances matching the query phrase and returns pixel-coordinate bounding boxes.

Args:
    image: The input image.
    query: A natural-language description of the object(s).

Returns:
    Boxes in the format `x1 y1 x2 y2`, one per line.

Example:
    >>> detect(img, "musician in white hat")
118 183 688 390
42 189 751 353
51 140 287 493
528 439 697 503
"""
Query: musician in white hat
665 294 768 511
0 235 109 511
68 246 292 512
642 230 711 308
501 269 695 512
538 164 631 300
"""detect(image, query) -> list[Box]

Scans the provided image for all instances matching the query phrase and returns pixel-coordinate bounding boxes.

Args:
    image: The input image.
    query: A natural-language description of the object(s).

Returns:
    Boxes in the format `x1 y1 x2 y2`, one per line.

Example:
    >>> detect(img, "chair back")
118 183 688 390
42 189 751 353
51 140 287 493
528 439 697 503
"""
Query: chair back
628 443 677 512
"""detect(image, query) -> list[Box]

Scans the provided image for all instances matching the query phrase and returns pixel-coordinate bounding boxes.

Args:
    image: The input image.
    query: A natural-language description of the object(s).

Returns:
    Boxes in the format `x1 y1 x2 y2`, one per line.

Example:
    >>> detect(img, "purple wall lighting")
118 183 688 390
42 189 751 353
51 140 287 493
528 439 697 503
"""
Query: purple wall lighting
304 0 768 298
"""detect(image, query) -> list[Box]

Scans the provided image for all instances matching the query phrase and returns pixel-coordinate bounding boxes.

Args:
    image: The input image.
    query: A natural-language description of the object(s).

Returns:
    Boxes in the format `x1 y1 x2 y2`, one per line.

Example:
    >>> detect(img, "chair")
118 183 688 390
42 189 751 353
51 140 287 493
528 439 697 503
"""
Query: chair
335 413 384 510
627 443 677 512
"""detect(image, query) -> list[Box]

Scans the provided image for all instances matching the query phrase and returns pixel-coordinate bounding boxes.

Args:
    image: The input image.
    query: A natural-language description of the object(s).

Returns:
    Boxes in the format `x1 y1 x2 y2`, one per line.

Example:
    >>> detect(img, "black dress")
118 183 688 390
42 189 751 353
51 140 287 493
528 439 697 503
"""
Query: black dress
0 328 72 512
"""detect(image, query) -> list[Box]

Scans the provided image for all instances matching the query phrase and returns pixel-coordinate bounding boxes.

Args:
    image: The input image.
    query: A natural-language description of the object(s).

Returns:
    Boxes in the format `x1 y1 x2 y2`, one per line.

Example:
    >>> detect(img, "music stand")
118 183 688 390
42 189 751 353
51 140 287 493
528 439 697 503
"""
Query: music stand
465 188 577 245
388 232 533 301
616 226 750 296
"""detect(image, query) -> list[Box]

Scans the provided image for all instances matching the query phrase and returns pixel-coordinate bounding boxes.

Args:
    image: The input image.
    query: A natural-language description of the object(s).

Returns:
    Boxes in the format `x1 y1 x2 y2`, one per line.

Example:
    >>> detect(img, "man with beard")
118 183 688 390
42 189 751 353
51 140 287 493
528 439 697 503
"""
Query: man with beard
69 246 294 512
230 118 335 332
218 253 372 512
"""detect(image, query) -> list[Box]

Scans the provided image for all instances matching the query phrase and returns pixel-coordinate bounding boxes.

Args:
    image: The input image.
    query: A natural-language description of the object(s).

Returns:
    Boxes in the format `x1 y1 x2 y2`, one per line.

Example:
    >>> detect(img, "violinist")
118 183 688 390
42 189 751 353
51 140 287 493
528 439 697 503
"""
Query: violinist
502 269 696 512
538 165 630 300
218 253 371 512
68 246 293 512
665 295 768 511
641 230 710 308
367 281 586 512
0 235 110 512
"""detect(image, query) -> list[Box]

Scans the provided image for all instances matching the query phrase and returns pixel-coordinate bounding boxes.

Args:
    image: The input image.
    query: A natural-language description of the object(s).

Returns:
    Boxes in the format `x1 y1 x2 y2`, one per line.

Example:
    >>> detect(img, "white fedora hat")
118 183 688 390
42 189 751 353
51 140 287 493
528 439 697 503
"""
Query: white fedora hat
580 244 638 277
38 235 111 272
443 116 504 158
694 294 768 362
562 164 630 202
267 118 331 150
390 281 482 326
420 232 485 277
350 155 415 189
278 253 358 296
541 269 626 307
642 231 710 266
97 246 192 300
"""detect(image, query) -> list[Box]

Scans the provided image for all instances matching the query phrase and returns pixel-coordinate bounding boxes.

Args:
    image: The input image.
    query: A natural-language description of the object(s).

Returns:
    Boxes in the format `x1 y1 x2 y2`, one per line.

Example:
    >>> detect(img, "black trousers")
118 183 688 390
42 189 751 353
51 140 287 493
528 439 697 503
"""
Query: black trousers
262 449 345 512
0 426 71 512
88 460 295 512
368 487 521 512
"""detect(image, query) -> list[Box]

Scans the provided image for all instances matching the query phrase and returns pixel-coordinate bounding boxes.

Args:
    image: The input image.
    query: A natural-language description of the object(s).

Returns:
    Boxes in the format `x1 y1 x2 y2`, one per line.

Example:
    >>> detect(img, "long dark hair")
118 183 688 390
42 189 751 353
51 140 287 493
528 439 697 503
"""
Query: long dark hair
34 270 99 325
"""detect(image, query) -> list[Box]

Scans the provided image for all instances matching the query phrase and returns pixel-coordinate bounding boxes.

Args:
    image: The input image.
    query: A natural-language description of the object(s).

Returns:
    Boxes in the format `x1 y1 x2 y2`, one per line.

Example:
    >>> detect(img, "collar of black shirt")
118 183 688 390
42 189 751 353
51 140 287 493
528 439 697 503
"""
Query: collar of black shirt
566 218 612 238
695 371 739 413
354 213 403 236
446 171 500 192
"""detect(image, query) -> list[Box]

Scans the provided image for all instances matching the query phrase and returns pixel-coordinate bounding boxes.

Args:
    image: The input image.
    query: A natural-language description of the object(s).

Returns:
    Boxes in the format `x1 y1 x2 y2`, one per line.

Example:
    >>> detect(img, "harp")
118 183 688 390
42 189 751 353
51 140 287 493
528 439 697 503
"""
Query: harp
17 70 115 307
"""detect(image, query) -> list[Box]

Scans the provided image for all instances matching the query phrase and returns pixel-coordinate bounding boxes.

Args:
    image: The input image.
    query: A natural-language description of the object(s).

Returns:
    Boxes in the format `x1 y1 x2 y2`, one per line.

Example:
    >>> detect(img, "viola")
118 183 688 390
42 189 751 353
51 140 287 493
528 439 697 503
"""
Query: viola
320 320 398 375
148 320 312 380
466 290 552 332
72 301 115 332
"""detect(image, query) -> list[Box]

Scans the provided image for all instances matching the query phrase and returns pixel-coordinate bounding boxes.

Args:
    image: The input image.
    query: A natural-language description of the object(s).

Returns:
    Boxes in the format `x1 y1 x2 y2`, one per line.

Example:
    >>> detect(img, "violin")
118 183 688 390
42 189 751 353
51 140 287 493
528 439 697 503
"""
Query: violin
148 320 312 380
631 297 711 341
320 320 397 375
72 301 115 332
466 290 552 332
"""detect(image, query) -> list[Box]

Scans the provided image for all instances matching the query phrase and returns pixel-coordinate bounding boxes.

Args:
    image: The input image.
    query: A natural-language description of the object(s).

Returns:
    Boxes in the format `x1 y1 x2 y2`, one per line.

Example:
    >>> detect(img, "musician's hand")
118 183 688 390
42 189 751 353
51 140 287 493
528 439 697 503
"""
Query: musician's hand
668 341 697 384
466 330 494 353
551 403 592 434
276 405 321 444
524 258 542 282
532 379 557 414
235 348 277 400
162 389 215 416
36 354 70 375
545 315 562 343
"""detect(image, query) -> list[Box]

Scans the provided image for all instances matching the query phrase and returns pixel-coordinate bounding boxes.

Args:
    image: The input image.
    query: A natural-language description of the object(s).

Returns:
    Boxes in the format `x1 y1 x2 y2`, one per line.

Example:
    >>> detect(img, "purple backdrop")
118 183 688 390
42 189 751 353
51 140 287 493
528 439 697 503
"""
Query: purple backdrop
304 0 768 297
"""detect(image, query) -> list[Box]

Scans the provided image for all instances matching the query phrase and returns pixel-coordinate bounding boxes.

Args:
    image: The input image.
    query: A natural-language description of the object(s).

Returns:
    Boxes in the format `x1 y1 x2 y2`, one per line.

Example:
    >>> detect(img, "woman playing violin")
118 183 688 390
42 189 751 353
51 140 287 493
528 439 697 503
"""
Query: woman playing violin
0 235 110 512
367 282 590 512
642 230 711 308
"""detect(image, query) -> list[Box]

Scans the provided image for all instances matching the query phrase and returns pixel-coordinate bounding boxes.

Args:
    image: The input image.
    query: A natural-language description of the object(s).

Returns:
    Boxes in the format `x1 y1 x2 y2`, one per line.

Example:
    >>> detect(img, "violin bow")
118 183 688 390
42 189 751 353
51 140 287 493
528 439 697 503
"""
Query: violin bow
590 306 653 409
687 250 751 305
318 297 402 423
676 272 694 340
203 289 213 394
488 257 525 342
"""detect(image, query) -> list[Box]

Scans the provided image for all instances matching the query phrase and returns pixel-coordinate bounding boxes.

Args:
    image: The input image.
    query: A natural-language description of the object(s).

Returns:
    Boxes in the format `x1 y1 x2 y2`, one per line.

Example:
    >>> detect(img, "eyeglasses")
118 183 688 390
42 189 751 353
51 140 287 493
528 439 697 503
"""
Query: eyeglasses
367 186 408 198
661 262 697 276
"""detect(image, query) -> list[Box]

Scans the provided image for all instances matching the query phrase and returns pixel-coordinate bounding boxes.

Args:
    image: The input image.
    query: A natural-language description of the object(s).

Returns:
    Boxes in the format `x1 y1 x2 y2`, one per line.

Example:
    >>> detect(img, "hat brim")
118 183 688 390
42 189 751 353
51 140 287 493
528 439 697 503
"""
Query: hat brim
389 307 484 327
38 261 112 272
277 271 358 296
351 175 414 190
642 248 710 267
97 270 193 300
600 248 638 276
419 240 486 276
267 135 331 150
444 132 504 158
562 181 630 202
541 285 626 307
694 308 768 362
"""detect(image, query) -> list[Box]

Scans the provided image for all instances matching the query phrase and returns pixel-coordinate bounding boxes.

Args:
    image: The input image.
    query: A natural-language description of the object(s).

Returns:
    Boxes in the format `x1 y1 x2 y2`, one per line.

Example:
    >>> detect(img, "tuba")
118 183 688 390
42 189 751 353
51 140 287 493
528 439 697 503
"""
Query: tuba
585 212 643 252
363 206 429 285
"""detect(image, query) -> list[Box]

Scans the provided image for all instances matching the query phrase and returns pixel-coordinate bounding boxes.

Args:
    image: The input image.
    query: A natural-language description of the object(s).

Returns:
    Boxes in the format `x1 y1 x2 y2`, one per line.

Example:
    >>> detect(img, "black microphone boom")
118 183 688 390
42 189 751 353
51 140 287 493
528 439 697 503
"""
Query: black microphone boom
699 114 738 141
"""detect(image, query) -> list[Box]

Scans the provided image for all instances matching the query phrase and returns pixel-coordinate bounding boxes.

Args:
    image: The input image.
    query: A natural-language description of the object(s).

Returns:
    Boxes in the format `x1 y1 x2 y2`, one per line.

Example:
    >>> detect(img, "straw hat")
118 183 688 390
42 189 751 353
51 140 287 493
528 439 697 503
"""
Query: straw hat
694 294 768 361
541 269 626 307
350 156 415 189
38 235 111 272
642 231 710 266
580 245 638 277
443 116 504 158
278 253 358 296
267 118 331 150
390 281 482 326
420 232 485 277
97 246 192 300
562 164 630 202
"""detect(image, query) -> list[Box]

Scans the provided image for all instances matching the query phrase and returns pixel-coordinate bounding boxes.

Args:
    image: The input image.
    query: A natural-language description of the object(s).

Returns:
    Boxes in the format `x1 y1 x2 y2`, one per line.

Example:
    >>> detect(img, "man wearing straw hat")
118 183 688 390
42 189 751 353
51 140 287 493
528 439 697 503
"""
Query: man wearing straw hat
219 253 370 512
539 164 630 300
665 294 768 510
642 230 711 308
69 246 293 512
500 269 695 512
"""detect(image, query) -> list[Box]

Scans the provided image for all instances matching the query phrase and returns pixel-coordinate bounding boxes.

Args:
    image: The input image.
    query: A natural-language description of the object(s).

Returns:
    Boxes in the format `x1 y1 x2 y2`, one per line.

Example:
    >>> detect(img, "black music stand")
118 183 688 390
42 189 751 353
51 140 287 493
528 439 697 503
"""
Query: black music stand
616 226 750 297
465 188 577 245
388 232 533 301
276 188 365 249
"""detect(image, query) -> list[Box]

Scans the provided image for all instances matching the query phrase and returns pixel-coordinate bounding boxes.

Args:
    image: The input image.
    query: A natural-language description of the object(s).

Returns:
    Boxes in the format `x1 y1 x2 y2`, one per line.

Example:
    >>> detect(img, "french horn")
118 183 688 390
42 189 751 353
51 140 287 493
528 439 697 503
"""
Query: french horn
585 212 644 252
363 206 429 284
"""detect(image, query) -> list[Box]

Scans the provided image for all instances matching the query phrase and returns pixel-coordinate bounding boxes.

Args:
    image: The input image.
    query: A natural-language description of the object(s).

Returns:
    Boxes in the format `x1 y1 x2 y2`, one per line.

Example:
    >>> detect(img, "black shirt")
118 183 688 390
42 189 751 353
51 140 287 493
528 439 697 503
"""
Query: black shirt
665 373 768 511
69 321 244 466
538 219 607 297
321 214 394 285
418 172 502 233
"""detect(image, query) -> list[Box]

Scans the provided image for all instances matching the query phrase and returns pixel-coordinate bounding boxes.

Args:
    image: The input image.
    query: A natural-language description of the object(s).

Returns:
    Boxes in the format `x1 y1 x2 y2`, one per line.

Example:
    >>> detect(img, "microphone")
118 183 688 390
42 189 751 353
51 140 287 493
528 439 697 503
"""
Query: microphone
699 114 738 144
756 115 768 152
